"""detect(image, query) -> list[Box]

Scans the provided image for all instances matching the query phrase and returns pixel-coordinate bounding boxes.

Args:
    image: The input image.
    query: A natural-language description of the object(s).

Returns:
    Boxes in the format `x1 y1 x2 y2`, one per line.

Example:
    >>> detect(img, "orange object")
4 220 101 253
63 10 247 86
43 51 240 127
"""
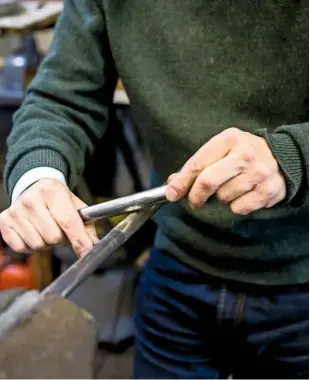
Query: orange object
0 252 35 291
116 79 124 90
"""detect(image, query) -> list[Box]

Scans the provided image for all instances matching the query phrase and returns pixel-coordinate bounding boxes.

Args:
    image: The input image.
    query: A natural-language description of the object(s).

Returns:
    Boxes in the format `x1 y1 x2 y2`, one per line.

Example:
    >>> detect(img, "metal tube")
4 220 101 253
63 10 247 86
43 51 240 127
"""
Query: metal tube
41 205 161 298
78 185 167 222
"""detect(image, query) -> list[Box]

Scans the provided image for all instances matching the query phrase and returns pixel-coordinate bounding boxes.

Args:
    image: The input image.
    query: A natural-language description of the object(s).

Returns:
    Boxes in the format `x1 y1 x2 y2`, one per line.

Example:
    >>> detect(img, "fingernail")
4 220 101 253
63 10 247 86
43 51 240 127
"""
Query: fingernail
189 202 199 210
166 188 179 201
80 246 93 257
93 237 100 244
189 197 208 210
91 235 100 245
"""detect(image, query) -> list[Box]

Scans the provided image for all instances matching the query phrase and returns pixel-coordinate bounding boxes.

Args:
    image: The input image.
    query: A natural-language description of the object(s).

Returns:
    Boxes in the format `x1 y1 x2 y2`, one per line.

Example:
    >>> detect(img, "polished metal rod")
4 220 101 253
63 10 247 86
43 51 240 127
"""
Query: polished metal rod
41 205 161 298
79 185 167 222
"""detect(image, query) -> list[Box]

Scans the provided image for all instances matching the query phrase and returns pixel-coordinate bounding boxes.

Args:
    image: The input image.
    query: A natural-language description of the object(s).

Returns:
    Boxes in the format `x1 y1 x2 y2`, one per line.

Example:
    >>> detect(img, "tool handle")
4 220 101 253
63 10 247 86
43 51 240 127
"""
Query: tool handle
78 185 167 222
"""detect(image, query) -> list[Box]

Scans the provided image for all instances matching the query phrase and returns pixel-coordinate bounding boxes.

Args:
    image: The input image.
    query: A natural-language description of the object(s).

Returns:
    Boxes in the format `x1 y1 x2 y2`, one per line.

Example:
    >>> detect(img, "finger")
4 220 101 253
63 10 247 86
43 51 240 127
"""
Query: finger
21 197 66 246
263 175 286 208
47 190 95 256
230 176 283 215
216 173 257 204
264 196 281 209
85 222 99 243
166 130 237 201
71 194 99 245
1 226 29 253
10 214 46 250
167 173 177 183
230 191 268 215
188 152 249 209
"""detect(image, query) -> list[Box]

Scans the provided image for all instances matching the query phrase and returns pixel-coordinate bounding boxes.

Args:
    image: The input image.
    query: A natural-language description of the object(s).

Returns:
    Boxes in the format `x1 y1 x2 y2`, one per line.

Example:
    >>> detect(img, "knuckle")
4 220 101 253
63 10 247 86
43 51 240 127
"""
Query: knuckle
226 127 240 136
226 134 239 147
240 150 255 164
45 232 63 246
37 180 48 193
257 183 275 199
60 217 79 232
255 165 271 181
200 178 215 192
38 186 51 200
38 178 61 196
21 194 35 210
8 206 19 220
171 176 188 194
224 128 241 144
167 173 177 183
216 190 229 203
187 157 203 176
0 211 8 226
192 157 203 173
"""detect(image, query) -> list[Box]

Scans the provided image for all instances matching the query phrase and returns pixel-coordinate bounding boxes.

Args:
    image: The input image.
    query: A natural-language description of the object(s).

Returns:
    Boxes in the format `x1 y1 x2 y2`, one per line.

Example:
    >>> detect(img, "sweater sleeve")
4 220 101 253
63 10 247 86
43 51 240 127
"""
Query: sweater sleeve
4 0 118 200
255 123 309 207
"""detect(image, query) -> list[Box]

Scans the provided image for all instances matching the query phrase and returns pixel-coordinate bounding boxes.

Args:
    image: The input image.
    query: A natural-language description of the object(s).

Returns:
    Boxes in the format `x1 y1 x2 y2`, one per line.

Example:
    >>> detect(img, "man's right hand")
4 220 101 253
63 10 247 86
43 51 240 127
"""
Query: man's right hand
0 179 99 256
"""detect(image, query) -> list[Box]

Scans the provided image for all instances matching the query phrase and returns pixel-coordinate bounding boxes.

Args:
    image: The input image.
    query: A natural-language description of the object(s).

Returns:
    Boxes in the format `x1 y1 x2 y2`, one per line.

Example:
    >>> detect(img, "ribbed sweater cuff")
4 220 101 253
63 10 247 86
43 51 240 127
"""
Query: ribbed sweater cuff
6 149 68 200
255 128 304 203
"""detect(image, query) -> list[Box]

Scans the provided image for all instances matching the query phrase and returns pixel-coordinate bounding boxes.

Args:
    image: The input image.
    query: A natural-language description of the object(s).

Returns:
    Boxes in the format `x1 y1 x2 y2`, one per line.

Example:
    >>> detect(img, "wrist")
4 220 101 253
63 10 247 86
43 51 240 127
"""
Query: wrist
11 167 67 204
5 149 68 201
255 129 304 204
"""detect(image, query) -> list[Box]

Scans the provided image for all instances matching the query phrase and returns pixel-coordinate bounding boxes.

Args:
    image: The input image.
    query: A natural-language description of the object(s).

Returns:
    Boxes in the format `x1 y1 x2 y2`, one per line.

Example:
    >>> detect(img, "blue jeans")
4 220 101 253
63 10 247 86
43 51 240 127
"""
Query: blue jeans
134 248 309 379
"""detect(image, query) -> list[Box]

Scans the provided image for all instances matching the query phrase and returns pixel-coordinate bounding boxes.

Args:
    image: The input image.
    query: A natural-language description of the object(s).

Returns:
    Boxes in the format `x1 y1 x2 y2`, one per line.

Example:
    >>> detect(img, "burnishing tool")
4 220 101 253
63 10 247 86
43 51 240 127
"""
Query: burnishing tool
0 185 168 379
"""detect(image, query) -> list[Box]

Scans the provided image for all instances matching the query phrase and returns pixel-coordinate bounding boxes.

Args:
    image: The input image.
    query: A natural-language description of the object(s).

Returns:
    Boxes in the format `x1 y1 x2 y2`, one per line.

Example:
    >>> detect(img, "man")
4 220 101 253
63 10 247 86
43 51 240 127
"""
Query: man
2 0 309 378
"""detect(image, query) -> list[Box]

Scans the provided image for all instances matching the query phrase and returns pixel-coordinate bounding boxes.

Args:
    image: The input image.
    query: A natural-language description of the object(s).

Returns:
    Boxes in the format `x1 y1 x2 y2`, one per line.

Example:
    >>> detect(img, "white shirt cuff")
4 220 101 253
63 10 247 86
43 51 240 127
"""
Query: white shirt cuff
11 167 67 204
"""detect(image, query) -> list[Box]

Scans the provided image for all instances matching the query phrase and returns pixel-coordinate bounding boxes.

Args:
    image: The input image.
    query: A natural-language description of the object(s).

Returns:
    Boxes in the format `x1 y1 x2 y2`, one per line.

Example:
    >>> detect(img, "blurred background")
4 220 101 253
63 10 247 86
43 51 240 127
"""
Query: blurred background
0 1 155 377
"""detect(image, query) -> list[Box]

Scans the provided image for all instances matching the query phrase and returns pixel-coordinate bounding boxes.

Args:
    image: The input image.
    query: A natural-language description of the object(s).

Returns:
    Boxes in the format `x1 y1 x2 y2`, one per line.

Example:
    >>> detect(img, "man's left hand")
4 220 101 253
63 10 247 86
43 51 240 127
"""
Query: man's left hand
166 128 286 215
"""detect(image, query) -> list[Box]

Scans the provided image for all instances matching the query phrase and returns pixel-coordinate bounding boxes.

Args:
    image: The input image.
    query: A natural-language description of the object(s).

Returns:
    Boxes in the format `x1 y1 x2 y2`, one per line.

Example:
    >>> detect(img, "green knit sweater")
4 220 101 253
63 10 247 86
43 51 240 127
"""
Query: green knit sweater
5 0 309 285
